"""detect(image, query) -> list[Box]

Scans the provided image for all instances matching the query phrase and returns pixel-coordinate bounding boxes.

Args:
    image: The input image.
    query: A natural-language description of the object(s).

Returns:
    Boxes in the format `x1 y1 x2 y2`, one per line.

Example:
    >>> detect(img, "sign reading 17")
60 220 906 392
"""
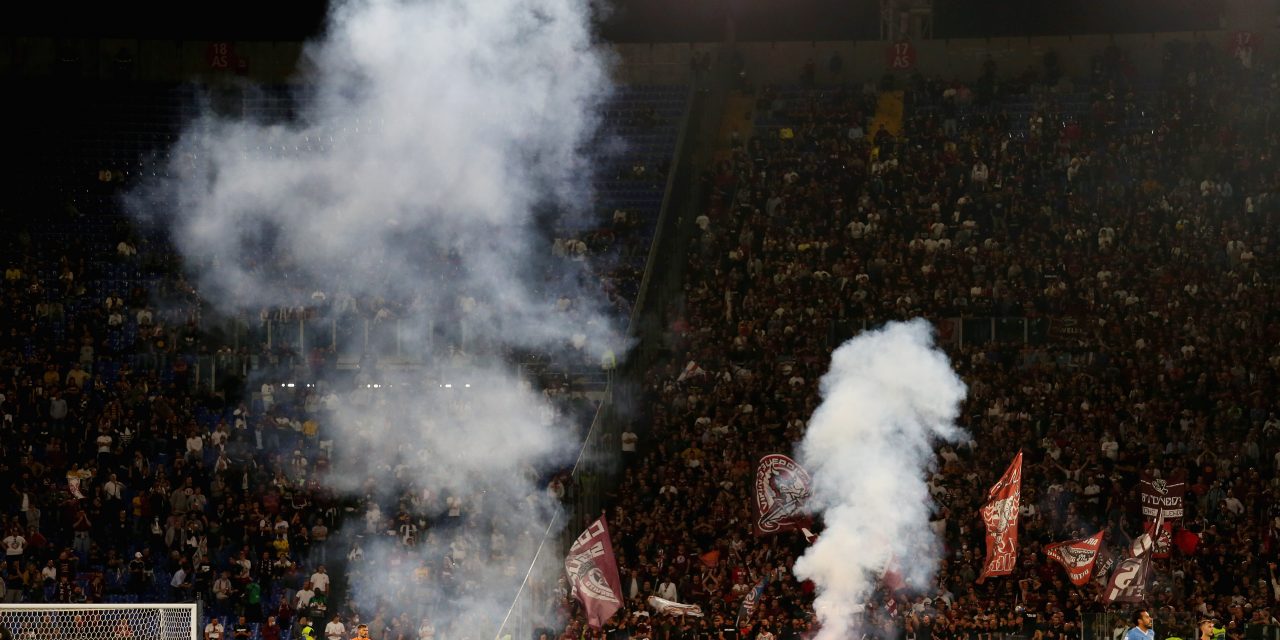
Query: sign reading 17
888 41 916 70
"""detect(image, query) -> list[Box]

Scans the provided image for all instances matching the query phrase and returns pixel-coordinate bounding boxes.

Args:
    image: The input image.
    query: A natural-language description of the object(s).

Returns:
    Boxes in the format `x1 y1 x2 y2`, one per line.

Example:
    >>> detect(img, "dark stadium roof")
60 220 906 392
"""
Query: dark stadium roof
6 0 1222 43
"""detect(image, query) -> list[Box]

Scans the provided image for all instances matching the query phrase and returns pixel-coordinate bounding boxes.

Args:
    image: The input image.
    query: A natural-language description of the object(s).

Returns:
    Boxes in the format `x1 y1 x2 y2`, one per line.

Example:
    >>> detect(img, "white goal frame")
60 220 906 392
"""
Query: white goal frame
0 603 199 640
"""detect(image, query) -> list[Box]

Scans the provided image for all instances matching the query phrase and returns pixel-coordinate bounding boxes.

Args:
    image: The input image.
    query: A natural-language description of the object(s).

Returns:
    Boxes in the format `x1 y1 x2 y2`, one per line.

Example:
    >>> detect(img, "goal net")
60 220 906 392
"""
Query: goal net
0 604 198 640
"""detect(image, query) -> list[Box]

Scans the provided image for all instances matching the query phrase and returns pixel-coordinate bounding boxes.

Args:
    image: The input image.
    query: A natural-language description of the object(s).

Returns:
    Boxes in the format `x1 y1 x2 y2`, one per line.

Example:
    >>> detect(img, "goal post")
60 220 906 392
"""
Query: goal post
0 603 199 640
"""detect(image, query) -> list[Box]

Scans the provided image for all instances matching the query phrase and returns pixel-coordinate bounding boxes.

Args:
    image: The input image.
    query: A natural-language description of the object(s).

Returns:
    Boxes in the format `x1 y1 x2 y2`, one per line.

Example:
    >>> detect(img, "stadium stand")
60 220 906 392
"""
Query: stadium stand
2 33 1279 640
0 81 689 640
554 41 1280 639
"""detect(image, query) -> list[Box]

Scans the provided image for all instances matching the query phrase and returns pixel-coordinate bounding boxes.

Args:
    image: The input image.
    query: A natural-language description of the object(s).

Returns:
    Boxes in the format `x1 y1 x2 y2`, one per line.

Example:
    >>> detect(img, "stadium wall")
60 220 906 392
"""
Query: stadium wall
0 30 1272 84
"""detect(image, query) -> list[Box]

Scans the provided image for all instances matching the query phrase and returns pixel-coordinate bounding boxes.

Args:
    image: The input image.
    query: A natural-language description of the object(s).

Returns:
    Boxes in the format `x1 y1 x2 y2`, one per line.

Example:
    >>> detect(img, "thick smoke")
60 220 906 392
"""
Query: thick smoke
135 0 614 353
129 0 614 635
793 320 967 640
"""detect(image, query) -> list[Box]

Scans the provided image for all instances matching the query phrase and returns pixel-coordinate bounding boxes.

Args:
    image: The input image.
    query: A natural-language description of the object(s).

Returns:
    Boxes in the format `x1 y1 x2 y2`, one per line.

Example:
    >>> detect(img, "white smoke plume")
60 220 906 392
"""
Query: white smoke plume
793 320 968 640
133 0 616 354
128 0 616 635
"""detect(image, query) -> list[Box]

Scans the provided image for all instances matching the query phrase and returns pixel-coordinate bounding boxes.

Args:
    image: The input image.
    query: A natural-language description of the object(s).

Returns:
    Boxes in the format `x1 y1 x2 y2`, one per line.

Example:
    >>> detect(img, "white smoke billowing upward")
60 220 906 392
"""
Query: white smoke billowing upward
793 320 968 640
128 0 615 635
135 0 616 354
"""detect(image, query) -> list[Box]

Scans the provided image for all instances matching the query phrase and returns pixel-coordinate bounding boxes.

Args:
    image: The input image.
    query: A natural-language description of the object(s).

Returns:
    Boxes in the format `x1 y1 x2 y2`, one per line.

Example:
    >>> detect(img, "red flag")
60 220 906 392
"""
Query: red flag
882 554 906 592
753 454 813 536
1044 531 1105 586
565 516 625 628
979 452 1022 579
699 550 721 568
1173 528 1200 555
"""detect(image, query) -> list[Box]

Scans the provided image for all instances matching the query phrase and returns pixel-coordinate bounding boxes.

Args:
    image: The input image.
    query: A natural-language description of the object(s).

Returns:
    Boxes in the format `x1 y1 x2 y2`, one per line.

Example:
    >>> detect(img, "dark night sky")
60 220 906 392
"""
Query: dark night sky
4 0 1222 43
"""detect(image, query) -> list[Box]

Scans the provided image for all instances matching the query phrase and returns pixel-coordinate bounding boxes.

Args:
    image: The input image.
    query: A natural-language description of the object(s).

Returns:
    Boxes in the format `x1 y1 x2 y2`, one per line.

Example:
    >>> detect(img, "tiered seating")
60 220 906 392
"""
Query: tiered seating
2 77 689 640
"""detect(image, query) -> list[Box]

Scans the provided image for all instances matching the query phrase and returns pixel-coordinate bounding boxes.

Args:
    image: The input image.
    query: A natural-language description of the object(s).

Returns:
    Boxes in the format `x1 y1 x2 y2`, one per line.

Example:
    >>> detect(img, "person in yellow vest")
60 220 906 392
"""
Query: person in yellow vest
297 617 316 640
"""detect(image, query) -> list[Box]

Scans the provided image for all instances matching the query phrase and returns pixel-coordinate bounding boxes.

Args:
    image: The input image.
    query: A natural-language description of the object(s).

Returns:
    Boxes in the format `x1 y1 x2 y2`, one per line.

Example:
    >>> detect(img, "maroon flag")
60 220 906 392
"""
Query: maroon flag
1138 470 1185 558
1093 542 1116 584
753 454 813 536
565 516 625 628
1045 531 1105 586
882 554 906 592
1103 525 1156 603
979 452 1022 579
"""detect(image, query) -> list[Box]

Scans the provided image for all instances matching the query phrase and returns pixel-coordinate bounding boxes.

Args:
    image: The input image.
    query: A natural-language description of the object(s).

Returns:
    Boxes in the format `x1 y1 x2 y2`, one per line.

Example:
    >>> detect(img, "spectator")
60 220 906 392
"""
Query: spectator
262 617 282 640
203 618 224 640
324 614 345 640
232 617 251 640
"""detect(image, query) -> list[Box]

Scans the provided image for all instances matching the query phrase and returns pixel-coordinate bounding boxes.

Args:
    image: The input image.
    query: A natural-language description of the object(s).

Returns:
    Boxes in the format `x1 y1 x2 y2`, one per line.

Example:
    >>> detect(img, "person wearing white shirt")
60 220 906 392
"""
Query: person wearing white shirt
1222 493 1244 516
96 431 114 454
204 619 224 640
169 566 186 591
3 528 26 559
212 571 234 609
324 615 346 640
1100 433 1119 460
185 433 204 463
103 475 125 501
656 579 678 602
310 566 330 594
417 618 436 640
294 582 316 610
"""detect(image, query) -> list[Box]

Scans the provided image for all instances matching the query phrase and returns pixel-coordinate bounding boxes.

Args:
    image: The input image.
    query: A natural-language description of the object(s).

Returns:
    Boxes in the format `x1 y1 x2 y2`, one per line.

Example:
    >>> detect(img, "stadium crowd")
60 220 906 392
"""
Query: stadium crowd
1 37 1279 640
0 124 663 640
556 42 1280 639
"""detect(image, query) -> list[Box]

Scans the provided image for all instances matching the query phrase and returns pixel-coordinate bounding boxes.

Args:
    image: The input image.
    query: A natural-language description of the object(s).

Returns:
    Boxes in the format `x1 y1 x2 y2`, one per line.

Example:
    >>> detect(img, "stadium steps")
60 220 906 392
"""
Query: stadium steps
717 91 757 149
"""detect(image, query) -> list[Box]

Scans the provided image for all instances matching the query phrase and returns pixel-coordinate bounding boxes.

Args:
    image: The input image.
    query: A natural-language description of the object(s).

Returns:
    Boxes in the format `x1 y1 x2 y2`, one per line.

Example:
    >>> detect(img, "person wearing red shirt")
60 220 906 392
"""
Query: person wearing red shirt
260 616 282 640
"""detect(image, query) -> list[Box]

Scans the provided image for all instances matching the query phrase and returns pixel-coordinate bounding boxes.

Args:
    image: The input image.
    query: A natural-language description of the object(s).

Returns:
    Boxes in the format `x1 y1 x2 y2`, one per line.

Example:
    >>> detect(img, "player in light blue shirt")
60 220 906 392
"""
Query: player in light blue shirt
1125 610 1155 640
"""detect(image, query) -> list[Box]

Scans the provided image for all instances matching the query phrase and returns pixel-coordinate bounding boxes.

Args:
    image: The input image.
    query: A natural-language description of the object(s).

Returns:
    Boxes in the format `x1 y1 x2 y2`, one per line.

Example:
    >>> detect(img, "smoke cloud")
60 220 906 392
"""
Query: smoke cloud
133 0 615 353
129 0 615 635
793 320 968 640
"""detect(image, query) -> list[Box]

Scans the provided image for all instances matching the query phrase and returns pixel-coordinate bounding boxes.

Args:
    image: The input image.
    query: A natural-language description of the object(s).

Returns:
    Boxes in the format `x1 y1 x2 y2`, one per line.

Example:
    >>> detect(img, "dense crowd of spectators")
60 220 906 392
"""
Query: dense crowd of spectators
0 85 677 640
4 39 1280 640
557 42 1280 639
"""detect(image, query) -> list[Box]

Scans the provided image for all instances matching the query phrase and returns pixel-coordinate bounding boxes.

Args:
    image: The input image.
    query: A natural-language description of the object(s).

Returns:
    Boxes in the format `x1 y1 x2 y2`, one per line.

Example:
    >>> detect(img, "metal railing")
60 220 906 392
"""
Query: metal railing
493 62 712 640
835 316 1082 348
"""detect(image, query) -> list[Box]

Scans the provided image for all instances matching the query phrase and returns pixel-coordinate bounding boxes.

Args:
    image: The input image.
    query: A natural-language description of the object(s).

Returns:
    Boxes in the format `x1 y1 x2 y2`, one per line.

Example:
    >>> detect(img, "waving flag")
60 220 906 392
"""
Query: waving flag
735 575 772 626
565 516 625 628
1103 522 1157 603
68 476 85 499
979 451 1022 579
648 596 704 617
753 454 813 536
1045 531 1105 586
1139 470 1186 558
